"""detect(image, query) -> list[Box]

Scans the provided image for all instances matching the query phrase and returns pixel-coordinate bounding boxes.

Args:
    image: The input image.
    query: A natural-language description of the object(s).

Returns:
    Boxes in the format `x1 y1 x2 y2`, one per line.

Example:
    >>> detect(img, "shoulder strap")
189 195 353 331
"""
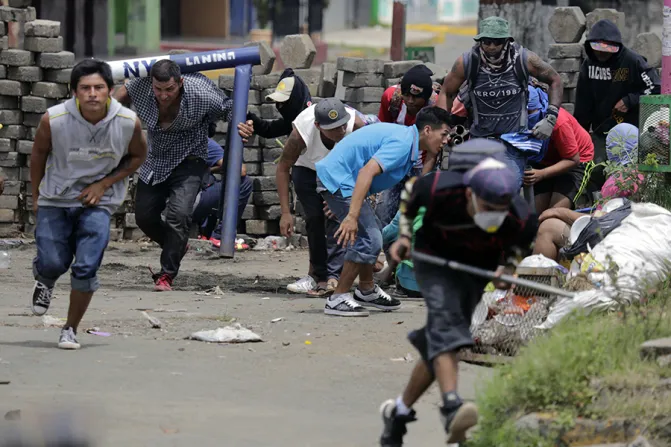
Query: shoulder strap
513 45 530 128
464 49 480 126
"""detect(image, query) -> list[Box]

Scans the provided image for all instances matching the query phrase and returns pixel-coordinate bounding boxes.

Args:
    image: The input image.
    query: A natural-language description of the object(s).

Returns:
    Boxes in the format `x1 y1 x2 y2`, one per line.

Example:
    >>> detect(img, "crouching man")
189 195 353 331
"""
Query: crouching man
30 59 147 349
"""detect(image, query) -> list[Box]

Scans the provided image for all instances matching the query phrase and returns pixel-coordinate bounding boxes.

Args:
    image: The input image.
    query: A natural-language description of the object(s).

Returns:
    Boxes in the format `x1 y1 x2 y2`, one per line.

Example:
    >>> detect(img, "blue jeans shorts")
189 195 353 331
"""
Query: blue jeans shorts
33 206 111 293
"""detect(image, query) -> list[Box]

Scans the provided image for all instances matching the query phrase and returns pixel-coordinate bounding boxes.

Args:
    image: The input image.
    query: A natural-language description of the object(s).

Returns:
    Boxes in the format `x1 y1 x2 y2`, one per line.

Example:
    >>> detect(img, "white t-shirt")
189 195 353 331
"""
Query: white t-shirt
293 104 357 171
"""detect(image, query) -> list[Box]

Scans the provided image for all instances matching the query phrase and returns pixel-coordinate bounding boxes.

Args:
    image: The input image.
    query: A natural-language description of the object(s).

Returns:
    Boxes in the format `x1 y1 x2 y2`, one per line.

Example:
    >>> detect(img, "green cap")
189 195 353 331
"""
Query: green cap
475 17 513 40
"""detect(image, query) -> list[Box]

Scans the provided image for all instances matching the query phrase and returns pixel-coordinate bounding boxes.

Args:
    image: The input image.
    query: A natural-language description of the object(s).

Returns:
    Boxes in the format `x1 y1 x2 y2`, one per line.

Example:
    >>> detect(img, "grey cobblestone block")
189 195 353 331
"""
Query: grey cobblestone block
0 109 22 124
0 36 7 51
245 162 261 176
0 65 5 79
248 89 262 105
0 49 34 66
262 147 282 163
0 138 16 152
251 73 281 90
26 126 36 140
279 34 316 69
21 95 55 113
560 72 579 89
260 103 281 119
261 162 277 177
0 80 30 96
318 62 337 98
8 0 33 9
342 72 385 88
32 81 68 98
218 74 234 90
550 58 582 73
25 19 61 37
0 21 5 36
35 51 74 69
344 87 386 103
241 204 257 220
253 191 280 206
548 43 585 59
243 148 262 162
24 36 63 53
8 66 42 82
23 112 40 127
256 205 282 220
0 5 36 22
243 40 275 75
0 125 25 139
0 151 24 167
548 7 586 44
0 166 19 180
386 77 402 88
252 176 277 191
16 139 31 154
383 60 422 78
245 219 279 235
0 95 18 109
1 180 21 195
292 68 322 86
0 195 19 209
44 68 71 83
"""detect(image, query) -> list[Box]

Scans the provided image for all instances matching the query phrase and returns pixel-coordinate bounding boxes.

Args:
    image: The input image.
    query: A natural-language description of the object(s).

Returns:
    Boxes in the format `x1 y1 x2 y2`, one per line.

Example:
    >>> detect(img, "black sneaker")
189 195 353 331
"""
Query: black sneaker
354 285 401 311
441 402 479 444
324 294 369 317
31 280 54 316
379 399 417 446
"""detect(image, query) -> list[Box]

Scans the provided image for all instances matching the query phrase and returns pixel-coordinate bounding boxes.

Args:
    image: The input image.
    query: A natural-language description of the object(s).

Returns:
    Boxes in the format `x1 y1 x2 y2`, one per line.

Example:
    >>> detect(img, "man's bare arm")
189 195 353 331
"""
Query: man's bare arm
437 56 466 112
276 128 307 215
30 113 52 208
527 51 563 109
113 84 132 107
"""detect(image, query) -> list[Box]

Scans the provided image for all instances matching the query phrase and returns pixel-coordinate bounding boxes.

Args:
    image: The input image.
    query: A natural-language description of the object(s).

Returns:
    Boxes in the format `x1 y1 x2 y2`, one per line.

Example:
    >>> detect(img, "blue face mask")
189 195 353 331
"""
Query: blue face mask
528 111 541 129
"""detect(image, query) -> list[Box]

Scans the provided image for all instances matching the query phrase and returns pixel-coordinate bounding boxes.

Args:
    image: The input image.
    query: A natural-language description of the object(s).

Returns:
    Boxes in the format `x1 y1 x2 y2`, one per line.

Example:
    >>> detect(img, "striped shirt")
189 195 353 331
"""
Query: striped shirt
127 73 233 185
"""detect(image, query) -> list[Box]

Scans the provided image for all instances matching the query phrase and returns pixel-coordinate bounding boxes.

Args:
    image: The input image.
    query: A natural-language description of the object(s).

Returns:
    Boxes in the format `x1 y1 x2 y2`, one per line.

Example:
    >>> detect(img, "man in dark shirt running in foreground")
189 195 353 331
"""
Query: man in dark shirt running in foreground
378 152 537 445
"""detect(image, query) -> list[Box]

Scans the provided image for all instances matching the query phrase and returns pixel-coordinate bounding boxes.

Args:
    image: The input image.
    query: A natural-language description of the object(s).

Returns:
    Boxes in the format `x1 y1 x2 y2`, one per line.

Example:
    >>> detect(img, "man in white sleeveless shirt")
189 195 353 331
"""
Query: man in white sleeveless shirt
30 59 147 350
275 98 368 297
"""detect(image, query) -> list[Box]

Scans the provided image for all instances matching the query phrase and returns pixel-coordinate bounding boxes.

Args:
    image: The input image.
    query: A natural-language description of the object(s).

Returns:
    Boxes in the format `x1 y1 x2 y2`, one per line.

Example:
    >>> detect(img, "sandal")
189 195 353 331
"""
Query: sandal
307 285 331 297
326 279 338 293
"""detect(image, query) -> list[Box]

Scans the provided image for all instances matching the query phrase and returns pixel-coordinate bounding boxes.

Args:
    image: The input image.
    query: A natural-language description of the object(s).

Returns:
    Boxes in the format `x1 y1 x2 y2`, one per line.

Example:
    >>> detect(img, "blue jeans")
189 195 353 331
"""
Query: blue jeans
502 143 526 192
193 175 253 240
318 183 382 265
33 206 111 293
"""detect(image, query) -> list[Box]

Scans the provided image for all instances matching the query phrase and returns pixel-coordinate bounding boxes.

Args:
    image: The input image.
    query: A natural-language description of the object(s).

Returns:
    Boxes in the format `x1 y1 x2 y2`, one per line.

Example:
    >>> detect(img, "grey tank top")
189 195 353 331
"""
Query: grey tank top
38 98 137 215
464 48 529 138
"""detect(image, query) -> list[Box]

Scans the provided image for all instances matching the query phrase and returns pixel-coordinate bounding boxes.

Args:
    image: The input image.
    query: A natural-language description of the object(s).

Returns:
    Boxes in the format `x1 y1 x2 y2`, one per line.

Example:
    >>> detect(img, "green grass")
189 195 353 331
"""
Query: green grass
466 286 671 447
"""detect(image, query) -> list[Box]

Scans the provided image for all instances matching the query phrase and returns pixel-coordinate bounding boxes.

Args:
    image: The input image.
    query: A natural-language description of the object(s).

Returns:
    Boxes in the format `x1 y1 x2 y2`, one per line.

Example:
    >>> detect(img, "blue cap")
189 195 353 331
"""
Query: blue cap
463 157 518 205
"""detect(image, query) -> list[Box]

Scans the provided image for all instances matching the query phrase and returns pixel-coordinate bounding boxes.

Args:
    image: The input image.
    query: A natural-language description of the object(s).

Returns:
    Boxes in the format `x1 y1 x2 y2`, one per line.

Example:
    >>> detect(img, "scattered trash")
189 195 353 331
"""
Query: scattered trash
235 238 250 251
178 348 185 352
188 323 263 343
42 315 65 327
261 297 270 300
282 342 291 347
253 236 287 251
4 410 20 421
153 308 187 313
304 340 312 345
391 353 414 363
159 425 179 435
0 380 10 385
141 311 162 329
271 318 283 323
254 276 259 284
85 328 111 337
197 286 225 297
248 347 256 352
396 321 404 325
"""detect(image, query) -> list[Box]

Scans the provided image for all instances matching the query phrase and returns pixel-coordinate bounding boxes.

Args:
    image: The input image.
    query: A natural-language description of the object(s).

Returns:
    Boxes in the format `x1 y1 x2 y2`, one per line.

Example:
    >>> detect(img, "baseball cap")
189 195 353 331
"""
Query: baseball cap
463 157 518 205
314 98 350 130
266 77 295 103
590 41 619 54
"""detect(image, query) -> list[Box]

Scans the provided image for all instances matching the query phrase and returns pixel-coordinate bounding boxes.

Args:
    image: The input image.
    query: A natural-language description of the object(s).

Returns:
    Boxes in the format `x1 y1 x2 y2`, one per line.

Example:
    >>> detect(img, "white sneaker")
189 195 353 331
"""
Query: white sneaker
324 293 369 317
287 276 317 294
58 327 80 350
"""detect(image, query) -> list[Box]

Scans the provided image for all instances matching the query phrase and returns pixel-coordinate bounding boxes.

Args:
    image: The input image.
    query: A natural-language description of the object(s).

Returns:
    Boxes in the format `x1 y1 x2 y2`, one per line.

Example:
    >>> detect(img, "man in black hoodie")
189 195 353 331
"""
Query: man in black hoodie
574 19 660 162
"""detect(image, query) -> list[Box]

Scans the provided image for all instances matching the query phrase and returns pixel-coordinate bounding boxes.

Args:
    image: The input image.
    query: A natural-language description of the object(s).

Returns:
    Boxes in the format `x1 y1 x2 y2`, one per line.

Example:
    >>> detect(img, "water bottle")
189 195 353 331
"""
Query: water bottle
0 251 9 269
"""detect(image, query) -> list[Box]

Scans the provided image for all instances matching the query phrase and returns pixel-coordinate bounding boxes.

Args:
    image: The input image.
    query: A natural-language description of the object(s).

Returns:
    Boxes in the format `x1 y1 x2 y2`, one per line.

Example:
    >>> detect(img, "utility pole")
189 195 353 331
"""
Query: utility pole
390 0 406 61
663 0 671 94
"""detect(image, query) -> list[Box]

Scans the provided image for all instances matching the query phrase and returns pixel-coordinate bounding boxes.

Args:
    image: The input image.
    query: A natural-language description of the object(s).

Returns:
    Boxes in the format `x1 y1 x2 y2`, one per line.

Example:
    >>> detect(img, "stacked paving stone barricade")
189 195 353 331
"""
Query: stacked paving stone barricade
0 4 661 239
548 7 662 115
0 3 74 238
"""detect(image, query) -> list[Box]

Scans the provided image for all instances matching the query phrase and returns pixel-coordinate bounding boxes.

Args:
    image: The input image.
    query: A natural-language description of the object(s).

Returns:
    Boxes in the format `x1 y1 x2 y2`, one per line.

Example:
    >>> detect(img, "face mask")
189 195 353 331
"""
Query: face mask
472 194 508 233
528 111 541 129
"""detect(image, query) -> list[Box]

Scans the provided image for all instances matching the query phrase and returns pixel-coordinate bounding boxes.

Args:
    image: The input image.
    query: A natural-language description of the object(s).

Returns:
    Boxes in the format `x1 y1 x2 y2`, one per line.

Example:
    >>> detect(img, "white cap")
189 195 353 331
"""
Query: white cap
265 77 295 103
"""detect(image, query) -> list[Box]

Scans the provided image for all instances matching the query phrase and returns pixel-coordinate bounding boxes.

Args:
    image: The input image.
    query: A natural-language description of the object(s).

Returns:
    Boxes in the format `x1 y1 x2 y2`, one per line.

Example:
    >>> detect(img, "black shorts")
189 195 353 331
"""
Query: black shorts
408 259 487 373
533 163 587 202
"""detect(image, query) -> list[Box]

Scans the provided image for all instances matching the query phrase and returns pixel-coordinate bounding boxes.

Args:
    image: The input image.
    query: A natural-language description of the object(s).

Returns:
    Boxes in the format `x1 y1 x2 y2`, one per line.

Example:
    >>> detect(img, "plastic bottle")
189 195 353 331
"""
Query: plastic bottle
0 251 9 269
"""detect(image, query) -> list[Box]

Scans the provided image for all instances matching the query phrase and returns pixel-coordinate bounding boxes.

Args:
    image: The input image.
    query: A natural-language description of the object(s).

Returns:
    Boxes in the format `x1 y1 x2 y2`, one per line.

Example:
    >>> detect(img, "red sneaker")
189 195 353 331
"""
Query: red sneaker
154 274 173 292
209 237 221 248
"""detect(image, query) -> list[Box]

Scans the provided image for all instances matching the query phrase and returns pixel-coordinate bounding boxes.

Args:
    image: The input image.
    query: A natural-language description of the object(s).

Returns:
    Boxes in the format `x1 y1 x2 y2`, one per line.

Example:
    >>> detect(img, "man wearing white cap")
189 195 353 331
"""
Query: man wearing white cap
276 98 369 297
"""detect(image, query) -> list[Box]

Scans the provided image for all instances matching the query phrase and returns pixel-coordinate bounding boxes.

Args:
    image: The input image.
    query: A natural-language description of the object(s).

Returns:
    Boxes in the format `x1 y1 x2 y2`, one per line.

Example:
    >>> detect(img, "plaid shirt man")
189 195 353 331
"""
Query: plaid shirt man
126 72 233 185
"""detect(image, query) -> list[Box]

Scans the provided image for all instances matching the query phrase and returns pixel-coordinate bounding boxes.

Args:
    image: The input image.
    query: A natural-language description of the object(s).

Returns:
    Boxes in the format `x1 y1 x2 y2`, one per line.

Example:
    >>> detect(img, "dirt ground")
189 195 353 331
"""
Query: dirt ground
0 240 494 446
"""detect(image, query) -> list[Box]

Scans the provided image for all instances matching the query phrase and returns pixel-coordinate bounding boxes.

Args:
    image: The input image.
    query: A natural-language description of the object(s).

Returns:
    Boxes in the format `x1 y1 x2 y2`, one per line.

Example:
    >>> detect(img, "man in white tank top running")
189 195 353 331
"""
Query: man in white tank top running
29 59 147 350
273 98 368 297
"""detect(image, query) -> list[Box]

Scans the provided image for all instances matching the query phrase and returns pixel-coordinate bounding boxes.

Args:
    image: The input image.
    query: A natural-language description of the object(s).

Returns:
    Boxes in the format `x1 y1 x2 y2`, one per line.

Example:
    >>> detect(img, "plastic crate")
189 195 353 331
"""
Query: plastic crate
638 95 671 172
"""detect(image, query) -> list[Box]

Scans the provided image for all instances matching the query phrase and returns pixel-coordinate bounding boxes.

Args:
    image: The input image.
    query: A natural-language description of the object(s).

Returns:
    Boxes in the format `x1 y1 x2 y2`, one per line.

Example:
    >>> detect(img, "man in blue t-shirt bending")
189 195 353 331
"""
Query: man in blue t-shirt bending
315 106 450 317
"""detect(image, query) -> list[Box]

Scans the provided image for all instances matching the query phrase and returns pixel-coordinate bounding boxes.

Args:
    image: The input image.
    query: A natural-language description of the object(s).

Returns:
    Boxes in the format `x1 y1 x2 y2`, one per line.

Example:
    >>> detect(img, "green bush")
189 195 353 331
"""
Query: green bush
466 287 671 447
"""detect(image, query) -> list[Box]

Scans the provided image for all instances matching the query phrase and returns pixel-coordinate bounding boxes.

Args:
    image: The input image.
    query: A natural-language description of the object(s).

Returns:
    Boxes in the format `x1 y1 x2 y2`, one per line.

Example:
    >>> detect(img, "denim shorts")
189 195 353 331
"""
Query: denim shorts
316 180 382 265
33 206 111 293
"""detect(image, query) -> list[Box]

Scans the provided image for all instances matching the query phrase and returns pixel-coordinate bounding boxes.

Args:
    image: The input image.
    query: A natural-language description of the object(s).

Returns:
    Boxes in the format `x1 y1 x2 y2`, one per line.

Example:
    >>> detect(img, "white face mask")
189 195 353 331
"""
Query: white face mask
471 194 508 234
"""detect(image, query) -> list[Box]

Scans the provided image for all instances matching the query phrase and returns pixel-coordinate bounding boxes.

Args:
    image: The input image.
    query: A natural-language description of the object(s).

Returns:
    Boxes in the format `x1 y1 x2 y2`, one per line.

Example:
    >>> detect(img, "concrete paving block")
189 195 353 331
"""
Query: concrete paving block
24 19 61 37
383 60 422 78
0 49 33 66
262 147 282 163
24 36 63 53
0 80 30 96
247 89 262 105
16 139 31 154
0 94 19 109
245 162 261 176
0 125 25 139
7 65 42 82
633 32 662 68
8 0 33 8
245 219 279 235
0 208 16 222
243 40 276 75
218 74 235 90
336 57 362 72
0 36 7 50
252 176 277 191
548 43 584 59
279 34 316 69
0 5 36 22
560 72 579 88
260 103 281 119
1 180 21 194
26 125 37 141
550 58 581 73
20 95 54 113
0 151 24 167
0 109 22 125
585 9 625 34
318 62 337 97
548 7 586 44
256 205 282 220
241 204 257 220
386 77 401 88
244 148 263 162
0 22 5 37
23 112 40 127
44 68 71 83
342 72 385 88
251 72 281 90
0 194 19 209
346 87 385 103
0 138 15 152
292 68 321 86
354 102 382 115
35 51 75 69
32 81 68 98
0 65 5 80
261 162 277 177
